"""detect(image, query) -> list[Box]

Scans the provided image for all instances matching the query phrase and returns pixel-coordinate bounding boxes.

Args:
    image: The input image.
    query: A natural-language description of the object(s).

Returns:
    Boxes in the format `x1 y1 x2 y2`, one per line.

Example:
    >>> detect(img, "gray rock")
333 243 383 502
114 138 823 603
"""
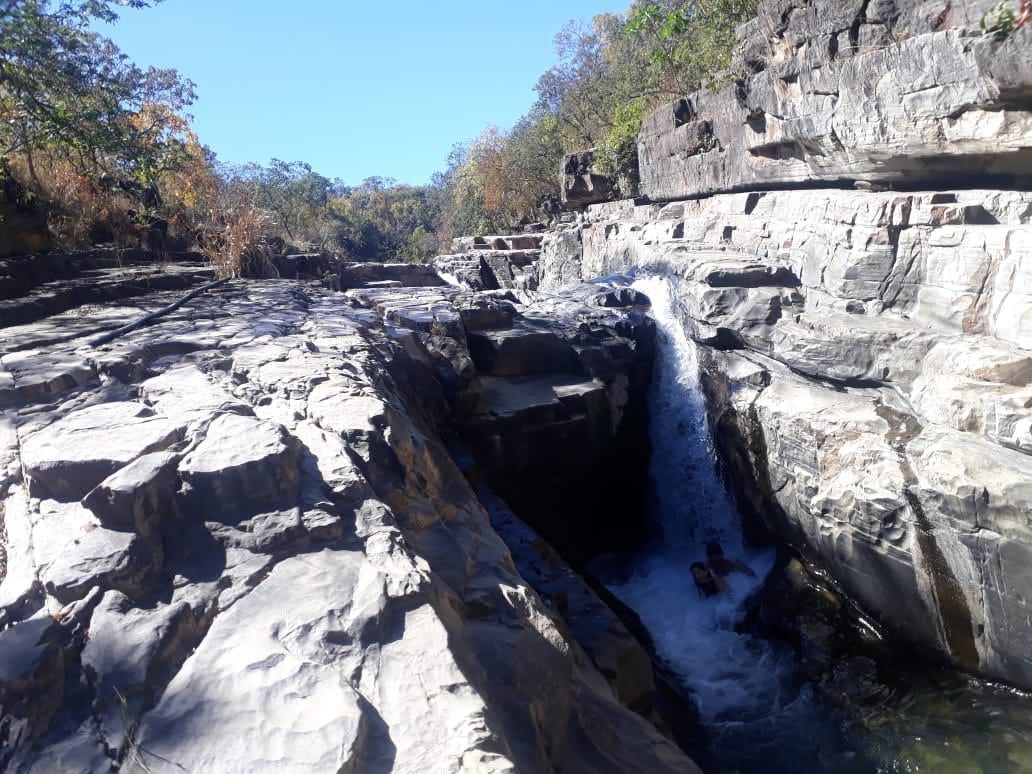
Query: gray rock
177 413 301 521
20 402 181 500
638 5 1032 200
81 590 214 754
562 150 617 208
82 450 179 536
0 279 698 772
537 178 1032 687
33 501 155 603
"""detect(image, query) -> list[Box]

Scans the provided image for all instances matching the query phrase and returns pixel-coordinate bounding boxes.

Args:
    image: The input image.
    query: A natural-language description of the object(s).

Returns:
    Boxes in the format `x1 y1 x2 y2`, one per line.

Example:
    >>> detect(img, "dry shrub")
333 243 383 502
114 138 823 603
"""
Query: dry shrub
196 206 278 279
7 154 141 249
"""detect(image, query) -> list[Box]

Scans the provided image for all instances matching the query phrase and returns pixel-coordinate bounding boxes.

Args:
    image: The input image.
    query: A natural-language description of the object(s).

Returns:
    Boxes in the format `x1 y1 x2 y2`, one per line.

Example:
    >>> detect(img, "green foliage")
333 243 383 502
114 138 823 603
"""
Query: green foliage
0 0 195 180
596 97 649 193
220 159 336 242
980 1 1018 32
625 0 758 94
328 178 444 262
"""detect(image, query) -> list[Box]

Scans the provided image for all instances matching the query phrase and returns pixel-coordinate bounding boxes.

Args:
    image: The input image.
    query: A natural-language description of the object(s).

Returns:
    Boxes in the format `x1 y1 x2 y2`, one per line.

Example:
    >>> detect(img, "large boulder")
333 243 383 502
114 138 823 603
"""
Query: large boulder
562 150 617 209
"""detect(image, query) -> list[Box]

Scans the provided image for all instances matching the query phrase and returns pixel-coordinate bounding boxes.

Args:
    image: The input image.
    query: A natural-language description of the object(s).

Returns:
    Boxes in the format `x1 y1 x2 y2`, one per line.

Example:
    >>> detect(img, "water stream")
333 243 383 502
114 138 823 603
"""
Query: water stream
601 276 1032 773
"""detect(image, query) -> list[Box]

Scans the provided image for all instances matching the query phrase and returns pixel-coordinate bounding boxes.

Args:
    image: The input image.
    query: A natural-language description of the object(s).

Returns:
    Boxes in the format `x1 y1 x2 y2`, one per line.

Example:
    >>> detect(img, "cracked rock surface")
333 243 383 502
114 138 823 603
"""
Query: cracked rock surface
0 279 698 773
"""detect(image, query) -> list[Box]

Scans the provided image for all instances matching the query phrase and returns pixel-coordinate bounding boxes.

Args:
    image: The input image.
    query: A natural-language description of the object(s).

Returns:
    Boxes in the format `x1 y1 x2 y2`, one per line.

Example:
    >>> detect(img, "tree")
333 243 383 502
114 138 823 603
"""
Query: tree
0 0 195 182
625 0 759 94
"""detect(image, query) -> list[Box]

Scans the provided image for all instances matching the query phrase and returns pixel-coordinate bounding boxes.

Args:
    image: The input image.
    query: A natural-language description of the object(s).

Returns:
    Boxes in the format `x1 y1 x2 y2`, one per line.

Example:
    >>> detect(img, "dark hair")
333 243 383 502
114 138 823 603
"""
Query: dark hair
706 542 724 557
690 561 717 598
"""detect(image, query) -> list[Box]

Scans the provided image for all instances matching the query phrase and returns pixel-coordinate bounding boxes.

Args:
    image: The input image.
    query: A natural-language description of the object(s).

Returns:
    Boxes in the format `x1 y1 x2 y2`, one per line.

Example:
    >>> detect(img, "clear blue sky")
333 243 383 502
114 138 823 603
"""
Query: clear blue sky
101 0 628 186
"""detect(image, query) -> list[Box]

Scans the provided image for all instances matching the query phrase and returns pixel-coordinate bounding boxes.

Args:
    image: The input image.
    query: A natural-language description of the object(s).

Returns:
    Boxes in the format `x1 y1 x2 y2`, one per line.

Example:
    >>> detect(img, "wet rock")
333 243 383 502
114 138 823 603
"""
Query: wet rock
536 183 1032 686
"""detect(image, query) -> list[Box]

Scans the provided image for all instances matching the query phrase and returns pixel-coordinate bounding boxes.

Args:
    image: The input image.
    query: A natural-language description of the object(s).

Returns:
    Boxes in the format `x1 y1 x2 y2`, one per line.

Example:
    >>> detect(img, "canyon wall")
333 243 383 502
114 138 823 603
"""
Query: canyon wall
537 0 1032 687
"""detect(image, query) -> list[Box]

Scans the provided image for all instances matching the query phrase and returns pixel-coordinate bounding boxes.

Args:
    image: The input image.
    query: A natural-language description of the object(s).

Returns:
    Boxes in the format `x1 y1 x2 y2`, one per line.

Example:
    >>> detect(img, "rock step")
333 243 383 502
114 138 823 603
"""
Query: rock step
0 264 213 328
434 250 541 292
336 261 447 290
0 249 206 300
451 234 543 252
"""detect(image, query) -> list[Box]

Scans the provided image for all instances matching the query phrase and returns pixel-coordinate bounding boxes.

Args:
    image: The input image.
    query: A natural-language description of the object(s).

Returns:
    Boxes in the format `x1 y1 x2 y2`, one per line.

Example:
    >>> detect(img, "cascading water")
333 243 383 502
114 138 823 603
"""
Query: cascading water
600 274 1032 773
605 276 868 772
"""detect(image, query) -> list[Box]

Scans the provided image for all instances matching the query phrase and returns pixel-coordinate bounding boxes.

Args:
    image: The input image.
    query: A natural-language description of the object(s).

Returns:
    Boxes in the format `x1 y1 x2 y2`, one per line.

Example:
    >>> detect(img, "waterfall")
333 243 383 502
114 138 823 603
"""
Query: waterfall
605 276 858 772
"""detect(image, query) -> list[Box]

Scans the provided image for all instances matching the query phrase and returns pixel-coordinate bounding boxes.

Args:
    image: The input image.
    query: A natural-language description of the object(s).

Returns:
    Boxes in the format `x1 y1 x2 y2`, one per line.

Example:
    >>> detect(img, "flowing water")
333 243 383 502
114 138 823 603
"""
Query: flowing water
601 275 1032 773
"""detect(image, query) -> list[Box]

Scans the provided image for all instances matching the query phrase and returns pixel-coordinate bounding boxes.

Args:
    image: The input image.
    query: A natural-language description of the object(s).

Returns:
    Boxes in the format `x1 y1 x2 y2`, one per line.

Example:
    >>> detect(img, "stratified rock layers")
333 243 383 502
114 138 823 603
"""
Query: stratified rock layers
0 281 697 773
537 184 1032 687
639 1 1032 201
536 0 1032 687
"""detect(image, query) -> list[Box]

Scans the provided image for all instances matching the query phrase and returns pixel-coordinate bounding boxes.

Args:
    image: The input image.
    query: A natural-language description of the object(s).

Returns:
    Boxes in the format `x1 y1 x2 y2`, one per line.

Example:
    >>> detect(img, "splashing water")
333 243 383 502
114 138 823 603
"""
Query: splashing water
605 276 864 772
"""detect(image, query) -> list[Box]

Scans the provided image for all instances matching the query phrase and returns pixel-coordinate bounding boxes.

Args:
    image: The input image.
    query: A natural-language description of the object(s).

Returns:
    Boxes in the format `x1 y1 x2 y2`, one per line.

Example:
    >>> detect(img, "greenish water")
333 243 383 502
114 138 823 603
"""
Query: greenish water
858 671 1032 773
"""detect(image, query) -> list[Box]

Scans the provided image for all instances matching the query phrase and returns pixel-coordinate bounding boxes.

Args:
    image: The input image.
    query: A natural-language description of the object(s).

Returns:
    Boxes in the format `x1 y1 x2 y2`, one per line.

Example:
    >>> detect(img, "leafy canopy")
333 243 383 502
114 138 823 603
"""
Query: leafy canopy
0 0 195 180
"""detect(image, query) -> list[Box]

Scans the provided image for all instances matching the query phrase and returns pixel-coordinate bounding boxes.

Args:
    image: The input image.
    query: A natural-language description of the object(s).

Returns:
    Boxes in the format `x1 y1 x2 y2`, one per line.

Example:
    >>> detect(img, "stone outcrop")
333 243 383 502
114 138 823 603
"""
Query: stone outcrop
531 0 1032 688
0 249 211 328
434 233 543 291
536 183 1032 687
346 281 655 563
336 261 447 290
0 277 697 772
638 0 1032 200
562 150 617 209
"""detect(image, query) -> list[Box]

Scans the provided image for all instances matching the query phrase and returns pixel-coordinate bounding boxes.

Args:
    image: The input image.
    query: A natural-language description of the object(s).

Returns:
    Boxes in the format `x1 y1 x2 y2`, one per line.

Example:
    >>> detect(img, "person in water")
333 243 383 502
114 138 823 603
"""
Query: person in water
690 561 728 598
705 542 757 579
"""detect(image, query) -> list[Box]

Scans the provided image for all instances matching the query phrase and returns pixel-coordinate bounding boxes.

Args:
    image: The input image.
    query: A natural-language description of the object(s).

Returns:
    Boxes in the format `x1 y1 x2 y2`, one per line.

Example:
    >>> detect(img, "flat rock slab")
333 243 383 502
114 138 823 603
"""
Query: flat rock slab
481 374 606 419
21 402 182 500
0 348 96 408
178 413 300 520
129 549 499 774
468 326 581 377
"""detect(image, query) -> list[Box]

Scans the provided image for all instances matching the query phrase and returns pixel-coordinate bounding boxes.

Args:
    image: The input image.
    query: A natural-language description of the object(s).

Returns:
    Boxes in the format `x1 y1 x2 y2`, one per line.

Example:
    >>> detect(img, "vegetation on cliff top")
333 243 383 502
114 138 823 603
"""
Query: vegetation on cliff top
1 0 756 271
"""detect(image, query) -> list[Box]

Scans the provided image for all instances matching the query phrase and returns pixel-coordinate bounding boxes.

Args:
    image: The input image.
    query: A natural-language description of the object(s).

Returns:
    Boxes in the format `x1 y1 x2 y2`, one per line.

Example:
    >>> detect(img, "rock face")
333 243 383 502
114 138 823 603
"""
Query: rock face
562 150 617 209
434 234 543 292
346 281 655 563
0 278 697 772
638 0 1032 201
536 0 1032 688
536 181 1032 687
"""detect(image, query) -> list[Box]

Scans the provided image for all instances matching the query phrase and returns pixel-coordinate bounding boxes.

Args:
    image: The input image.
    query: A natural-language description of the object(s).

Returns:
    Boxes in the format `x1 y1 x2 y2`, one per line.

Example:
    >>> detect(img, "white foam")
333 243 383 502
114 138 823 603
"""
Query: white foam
608 276 805 733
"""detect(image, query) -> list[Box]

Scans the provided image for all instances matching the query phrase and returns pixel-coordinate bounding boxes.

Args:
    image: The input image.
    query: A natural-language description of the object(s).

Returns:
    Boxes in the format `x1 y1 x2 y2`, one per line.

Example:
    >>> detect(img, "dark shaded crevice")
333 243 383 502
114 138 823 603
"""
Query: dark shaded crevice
872 400 980 671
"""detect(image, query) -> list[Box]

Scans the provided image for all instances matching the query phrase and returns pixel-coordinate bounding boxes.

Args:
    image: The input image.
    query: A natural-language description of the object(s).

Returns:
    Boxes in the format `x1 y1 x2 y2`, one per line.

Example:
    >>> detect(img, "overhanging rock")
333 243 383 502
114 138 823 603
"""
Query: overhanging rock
638 0 1032 200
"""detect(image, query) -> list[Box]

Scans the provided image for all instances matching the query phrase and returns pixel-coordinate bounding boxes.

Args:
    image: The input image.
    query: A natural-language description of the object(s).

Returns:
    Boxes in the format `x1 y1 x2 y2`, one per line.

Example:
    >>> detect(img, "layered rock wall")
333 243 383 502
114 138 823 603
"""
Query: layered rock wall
536 0 1032 688
639 0 1032 200
539 187 1032 687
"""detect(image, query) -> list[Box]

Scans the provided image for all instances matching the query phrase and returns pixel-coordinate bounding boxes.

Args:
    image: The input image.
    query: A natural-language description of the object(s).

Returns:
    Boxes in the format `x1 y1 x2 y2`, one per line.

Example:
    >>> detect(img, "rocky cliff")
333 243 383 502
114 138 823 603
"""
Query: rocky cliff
0 269 698 771
536 0 1032 689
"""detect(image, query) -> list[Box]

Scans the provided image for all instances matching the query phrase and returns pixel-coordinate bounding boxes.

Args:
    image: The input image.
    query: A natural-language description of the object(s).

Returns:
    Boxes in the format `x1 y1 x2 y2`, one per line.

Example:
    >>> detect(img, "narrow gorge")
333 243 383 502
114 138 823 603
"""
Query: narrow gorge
1 0 1031 772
